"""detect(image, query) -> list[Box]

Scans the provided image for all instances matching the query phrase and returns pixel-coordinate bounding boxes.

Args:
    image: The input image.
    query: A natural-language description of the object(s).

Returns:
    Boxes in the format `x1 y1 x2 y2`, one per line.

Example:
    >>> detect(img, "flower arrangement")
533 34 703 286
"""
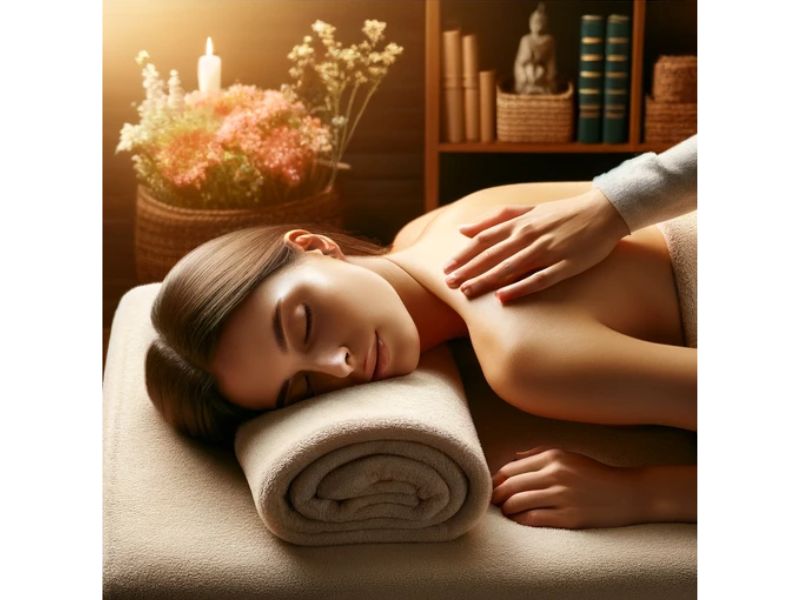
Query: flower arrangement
281 19 404 190
116 20 403 209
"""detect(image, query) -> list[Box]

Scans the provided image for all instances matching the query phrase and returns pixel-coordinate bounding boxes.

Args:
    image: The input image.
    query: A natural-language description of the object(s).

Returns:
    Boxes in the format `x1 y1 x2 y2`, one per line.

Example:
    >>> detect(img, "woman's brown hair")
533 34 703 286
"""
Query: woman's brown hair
145 224 386 445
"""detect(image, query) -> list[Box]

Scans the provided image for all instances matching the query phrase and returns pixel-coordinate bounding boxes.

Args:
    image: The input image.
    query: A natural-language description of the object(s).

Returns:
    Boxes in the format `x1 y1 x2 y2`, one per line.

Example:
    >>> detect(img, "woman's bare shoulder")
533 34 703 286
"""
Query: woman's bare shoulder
391 181 594 250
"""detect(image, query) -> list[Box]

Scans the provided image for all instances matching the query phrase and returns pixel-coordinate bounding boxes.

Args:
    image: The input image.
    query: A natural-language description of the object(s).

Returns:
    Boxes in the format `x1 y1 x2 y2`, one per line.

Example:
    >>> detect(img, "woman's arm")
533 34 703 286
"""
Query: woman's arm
491 447 696 528
501 315 696 431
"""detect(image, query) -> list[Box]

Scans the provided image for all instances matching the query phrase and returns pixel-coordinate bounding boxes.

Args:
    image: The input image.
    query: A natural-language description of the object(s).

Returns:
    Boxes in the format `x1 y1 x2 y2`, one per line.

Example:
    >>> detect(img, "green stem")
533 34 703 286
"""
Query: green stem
342 82 379 151
325 80 361 189
342 81 360 150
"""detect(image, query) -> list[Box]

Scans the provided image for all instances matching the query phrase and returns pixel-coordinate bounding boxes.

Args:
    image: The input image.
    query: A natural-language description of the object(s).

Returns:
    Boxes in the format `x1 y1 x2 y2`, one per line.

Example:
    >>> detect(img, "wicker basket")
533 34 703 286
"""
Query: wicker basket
653 55 697 103
644 96 697 144
134 185 344 283
496 81 574 143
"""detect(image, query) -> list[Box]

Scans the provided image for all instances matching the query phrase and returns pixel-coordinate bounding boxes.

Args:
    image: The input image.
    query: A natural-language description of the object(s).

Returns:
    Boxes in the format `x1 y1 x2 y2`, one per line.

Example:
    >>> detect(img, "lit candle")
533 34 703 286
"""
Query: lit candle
197 36 221 95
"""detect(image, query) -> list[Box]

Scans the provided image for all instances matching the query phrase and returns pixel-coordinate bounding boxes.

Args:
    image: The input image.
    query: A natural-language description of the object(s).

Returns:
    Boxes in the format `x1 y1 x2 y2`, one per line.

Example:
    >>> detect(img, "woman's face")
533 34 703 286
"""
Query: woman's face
210 240 420 411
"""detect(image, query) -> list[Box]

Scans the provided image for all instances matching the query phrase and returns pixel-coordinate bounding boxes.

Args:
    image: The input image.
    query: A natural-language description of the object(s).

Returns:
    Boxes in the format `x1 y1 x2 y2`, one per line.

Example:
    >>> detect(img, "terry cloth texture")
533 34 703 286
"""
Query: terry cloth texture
659 211 697 348
236 347 492 546
104 284 697 599
593 135 697 233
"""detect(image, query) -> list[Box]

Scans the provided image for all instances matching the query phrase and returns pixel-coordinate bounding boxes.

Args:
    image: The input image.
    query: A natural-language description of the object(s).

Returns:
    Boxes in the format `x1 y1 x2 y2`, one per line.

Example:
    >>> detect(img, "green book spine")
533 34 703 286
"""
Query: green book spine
577 15 605 143
602 14 631 143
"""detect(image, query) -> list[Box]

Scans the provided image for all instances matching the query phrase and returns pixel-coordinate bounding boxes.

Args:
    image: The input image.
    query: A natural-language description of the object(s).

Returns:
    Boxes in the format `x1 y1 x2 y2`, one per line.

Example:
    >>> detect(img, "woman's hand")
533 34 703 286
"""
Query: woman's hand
490 447 647 529
443 188 630 302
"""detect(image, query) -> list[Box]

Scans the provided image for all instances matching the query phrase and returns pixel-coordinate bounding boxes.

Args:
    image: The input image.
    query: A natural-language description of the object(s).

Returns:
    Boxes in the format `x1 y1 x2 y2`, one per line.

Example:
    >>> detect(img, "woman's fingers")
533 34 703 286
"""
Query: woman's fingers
491 470 552 506
456 205 533 239
515 445 550 458
491 448 560 486
510 508 578 528
500 488 563 516
495 260 573 303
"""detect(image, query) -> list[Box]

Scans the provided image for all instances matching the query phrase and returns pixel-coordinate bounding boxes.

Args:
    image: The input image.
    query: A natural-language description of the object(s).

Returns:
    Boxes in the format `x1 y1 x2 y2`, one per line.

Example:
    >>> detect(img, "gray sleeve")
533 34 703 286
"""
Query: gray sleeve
592 135 697 232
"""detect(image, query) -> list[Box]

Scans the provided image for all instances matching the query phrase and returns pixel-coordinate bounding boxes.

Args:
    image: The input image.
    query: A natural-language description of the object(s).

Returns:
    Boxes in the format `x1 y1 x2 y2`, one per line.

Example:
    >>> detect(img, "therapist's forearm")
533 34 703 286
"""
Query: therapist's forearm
592 135 697 232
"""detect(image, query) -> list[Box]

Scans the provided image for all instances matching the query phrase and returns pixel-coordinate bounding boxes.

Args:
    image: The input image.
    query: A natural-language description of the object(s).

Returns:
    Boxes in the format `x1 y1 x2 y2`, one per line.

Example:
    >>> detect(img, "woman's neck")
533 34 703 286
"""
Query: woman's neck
347 254 467 353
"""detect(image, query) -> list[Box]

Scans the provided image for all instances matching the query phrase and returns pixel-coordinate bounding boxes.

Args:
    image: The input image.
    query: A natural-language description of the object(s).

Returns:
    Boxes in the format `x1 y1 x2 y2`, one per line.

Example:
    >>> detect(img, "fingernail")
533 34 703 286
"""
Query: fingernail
443 261 457 273
461 285 472 297
445 275 459 287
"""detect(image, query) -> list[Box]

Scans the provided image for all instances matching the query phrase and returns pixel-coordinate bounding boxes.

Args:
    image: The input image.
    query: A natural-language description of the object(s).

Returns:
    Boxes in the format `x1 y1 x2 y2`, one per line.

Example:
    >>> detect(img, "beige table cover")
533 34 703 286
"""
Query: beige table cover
104 284 696 599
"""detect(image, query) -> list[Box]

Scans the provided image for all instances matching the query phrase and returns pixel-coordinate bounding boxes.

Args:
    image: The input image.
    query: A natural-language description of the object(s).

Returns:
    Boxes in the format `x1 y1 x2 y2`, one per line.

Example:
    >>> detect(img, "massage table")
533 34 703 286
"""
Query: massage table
104 283 696 599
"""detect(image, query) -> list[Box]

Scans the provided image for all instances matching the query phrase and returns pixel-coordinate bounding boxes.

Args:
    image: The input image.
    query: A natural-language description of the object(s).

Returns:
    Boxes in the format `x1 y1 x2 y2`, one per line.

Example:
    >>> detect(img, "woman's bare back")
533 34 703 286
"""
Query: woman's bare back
389 182 694 429
391 182 683 345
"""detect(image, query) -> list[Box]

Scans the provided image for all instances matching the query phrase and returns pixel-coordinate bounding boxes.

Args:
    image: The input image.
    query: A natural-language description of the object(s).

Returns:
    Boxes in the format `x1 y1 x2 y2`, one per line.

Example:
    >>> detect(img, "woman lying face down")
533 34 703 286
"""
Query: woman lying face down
147 182 696 529
149 182 695 443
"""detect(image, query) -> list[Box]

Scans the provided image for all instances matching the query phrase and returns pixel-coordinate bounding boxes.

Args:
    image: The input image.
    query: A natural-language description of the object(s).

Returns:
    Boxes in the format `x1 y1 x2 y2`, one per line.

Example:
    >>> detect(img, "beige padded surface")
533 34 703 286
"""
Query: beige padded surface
104 284 696 599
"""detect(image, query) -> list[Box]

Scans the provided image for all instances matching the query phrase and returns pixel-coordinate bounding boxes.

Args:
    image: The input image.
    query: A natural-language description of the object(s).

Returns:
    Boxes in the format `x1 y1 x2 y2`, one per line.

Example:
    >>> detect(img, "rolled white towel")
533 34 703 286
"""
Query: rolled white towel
235 346 492 546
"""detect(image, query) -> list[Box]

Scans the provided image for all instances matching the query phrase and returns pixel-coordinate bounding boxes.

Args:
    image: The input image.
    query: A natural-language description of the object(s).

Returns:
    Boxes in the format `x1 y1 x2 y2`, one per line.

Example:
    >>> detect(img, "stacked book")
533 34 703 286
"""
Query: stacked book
441 29 496 143
577 14 631 144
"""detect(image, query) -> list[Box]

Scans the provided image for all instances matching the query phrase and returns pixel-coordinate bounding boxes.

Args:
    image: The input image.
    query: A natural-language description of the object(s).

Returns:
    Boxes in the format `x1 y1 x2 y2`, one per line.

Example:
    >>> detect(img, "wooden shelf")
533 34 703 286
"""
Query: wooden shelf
424 0 677 211
439 141 673 154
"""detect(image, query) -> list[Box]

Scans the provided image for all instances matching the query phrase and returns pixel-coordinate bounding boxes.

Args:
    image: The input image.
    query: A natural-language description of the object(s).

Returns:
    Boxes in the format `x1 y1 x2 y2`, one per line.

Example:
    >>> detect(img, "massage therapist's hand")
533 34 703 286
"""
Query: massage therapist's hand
443 188 629 302
490 447 646 529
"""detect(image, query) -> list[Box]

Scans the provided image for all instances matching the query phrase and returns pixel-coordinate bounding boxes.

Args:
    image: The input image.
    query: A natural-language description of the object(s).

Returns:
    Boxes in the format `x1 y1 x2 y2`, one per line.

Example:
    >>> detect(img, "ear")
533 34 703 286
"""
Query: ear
283 229 345 260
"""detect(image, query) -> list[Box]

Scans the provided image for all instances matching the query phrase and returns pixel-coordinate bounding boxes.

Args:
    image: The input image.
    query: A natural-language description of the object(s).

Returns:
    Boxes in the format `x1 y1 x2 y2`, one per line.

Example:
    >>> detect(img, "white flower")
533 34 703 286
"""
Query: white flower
116 123 138 153
368 65 387 78
331 115 347 128
384 42 403 57
362 19 386 43
167 69 185 112
135 50 150 66
311 19 335 38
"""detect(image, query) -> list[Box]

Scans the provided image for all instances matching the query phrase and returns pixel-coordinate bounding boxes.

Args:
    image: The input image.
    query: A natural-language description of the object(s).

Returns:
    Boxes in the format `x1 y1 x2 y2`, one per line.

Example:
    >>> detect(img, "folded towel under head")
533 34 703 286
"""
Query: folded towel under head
235 346 492 546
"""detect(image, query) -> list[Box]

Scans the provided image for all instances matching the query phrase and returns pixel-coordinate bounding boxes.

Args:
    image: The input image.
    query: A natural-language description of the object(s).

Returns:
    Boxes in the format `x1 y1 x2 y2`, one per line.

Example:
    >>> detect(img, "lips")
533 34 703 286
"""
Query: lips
366 331 389 382
374 333 389 381
365 332 378 381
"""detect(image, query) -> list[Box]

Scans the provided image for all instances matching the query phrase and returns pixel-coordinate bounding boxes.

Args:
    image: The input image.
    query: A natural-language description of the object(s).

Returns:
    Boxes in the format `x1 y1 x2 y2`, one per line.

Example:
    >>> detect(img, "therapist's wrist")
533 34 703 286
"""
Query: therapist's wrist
587 187 631 239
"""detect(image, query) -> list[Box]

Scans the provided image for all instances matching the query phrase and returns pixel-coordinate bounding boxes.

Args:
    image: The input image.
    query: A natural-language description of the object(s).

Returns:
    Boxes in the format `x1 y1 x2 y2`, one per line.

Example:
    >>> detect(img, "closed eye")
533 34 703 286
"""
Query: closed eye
303 303 313 345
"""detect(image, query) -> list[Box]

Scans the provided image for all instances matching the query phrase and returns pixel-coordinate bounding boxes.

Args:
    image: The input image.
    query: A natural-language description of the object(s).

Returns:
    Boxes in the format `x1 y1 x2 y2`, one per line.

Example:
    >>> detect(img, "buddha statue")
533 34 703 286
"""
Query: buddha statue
514 2 558 94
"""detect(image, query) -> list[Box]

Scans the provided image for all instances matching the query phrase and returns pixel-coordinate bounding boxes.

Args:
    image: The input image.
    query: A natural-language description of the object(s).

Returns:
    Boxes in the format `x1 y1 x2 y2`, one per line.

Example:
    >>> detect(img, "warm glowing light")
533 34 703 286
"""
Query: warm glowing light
198 36 221 95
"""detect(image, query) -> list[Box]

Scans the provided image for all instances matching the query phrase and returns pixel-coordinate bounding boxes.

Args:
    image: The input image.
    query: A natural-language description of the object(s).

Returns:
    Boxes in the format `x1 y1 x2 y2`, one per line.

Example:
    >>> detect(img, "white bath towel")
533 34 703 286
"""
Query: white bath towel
235 346 492 546
659 211 697 348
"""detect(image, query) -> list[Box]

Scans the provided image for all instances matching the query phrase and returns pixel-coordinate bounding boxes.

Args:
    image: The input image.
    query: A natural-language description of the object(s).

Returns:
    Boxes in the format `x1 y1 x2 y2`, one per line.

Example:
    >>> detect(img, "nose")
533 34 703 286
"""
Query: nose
306 344 354 379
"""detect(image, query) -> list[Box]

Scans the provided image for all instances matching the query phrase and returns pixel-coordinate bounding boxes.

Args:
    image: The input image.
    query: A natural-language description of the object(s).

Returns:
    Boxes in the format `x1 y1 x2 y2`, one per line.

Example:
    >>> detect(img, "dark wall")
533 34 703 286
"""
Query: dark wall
103 0 425 329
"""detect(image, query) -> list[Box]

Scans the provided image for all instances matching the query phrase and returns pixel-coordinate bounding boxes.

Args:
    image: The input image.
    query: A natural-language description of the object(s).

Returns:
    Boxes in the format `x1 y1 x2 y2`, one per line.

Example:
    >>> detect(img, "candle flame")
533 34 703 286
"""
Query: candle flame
205 37 214 56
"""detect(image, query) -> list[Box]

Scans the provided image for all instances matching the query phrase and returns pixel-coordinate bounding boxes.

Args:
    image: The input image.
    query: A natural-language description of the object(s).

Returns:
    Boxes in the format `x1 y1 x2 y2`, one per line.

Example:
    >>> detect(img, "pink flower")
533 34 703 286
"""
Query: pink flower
215 90 329 187
154 129 223 189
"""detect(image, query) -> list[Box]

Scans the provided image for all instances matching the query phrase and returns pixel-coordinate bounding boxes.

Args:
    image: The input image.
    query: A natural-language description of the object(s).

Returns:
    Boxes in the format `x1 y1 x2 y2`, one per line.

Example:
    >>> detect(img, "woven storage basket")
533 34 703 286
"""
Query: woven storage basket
496 81 574 143
644 96 697 144
653 55 697 103
135 185 344 283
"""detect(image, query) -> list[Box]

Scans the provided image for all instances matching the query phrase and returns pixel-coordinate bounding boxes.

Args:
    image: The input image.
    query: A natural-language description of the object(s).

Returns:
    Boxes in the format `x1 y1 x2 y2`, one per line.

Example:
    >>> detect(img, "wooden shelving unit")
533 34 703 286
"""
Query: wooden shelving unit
424 0 686 211
439 141 672 154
